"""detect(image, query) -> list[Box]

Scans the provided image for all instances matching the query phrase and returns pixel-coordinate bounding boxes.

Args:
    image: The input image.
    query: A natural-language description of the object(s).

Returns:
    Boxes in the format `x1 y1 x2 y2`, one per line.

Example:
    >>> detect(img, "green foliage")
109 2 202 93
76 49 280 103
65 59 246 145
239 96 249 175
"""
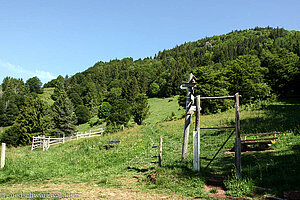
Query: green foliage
0 77 27 126
69 92 83 107
60 27 300 114
106 99 131 127
4 102 19 126
26 76 43 94
149 82 160 97
2 27 300 122
0 97 300 198
227 55 271 100
132 93 150 125
192 63 233 113
75 105 91 124
51 75 65 101
52 92 77 136
224 175 253 197
98 102 111 119
262 48 299 96
1 95 52 146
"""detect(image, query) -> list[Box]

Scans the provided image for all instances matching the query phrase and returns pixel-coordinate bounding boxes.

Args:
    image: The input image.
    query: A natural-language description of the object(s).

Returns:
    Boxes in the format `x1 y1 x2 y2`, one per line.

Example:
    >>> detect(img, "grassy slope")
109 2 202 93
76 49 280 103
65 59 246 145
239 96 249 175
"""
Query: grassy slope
0 96 299 198
39 88 55 106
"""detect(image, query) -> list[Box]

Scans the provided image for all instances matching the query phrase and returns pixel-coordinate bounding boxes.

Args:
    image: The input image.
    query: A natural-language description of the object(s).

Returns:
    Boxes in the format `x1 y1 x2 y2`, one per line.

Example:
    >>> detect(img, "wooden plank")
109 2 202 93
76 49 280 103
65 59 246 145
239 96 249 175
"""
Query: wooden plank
241 132 280 137
242 141 273 145
181 82 197 88
201 126 235 130
200 96 234 100
200 95 242 100
242 137 278 142
1 143 5 168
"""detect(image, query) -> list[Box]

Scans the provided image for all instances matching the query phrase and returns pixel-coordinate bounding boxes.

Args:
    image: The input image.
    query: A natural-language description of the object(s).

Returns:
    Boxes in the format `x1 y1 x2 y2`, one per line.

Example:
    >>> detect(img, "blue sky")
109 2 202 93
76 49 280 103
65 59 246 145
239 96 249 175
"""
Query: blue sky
0 0 299 84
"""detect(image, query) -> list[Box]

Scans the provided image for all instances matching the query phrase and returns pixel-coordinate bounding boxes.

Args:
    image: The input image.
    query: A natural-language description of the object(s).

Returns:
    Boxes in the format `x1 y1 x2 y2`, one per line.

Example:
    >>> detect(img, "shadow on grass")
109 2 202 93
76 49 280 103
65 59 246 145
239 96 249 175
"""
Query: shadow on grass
242 144 300 195
241 99 300 134
211 98 300 196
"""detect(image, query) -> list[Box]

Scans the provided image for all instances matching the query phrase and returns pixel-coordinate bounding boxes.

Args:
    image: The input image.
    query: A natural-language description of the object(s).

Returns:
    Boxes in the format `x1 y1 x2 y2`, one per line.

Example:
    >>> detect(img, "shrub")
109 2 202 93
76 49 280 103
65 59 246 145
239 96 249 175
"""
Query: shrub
75 105 91 124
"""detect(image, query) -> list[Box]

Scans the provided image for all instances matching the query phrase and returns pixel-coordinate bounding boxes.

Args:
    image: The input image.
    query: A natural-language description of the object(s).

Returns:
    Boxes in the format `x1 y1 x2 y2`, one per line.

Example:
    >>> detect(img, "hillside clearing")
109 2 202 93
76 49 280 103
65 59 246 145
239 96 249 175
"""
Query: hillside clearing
0 97 299 199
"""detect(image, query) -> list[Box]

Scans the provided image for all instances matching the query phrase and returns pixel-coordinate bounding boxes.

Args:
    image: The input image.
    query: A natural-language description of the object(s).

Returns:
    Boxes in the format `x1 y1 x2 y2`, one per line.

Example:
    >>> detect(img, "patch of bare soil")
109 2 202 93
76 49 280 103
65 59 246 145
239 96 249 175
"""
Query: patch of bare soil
0 182 184 199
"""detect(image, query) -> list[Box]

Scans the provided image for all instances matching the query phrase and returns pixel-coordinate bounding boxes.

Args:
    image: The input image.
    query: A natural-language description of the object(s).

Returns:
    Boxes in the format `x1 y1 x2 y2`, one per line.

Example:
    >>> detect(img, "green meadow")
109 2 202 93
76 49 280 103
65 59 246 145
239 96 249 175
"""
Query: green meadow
0 96 299 199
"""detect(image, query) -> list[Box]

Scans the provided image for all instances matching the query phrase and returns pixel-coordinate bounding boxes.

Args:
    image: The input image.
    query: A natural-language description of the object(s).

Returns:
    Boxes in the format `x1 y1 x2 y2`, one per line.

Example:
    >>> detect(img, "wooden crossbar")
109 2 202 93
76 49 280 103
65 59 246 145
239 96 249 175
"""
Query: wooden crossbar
200 95 242 100
242 141 273 145
201 126 235 130
242 137 278 142
241 132 280 137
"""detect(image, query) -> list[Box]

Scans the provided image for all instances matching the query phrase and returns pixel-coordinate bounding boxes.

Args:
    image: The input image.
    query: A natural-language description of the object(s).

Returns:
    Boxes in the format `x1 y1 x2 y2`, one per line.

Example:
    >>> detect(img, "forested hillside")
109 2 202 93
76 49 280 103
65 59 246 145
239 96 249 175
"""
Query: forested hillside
49 27 299 112
1 27 299 146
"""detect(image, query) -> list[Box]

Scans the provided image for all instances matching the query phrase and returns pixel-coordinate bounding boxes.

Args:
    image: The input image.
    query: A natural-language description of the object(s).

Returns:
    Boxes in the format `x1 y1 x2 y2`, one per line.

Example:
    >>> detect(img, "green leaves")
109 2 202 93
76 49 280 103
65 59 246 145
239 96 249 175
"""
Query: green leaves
75 105 91 124
132 93 150 125
227 55 271 100
1 95 52 146
52 92 77 137
26 76 43 94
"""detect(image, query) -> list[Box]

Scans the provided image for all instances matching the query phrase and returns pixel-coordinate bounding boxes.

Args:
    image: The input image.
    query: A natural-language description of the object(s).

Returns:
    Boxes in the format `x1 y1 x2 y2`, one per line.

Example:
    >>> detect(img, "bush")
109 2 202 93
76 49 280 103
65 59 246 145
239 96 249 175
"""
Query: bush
98 102 111 119
75 105 91 124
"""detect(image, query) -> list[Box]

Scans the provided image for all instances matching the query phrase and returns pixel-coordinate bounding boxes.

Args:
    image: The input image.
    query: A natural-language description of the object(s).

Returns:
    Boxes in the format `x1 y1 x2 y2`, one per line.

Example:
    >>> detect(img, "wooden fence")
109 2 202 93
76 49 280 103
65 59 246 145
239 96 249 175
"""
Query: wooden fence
31 128 104 151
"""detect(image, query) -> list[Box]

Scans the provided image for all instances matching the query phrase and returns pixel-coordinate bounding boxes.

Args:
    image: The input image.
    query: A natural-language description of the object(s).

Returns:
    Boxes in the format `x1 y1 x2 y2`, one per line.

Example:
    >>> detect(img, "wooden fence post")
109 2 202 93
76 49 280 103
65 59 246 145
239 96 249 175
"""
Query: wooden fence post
1 143 5 169
31 137 34 151
43 138 45 151
181 73 194 162
47 137 50 150
159 137 163 167
235 92 242 178
193 95 201 172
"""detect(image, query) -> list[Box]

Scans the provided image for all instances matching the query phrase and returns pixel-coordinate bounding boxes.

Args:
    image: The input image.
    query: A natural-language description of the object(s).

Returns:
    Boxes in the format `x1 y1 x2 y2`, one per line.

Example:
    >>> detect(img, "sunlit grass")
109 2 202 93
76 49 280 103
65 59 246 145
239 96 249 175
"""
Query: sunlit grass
0 97 299 198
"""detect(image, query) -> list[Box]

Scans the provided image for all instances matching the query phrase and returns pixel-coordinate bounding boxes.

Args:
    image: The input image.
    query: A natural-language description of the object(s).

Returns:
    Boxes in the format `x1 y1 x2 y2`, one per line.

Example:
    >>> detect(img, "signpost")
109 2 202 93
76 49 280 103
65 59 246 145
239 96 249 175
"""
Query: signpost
181 73 197 163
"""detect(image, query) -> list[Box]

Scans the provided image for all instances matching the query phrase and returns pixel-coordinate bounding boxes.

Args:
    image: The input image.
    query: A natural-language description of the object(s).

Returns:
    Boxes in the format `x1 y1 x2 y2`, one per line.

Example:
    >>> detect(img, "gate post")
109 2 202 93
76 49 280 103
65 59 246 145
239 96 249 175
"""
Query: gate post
235 93 242 178
1 143 6 168
193 95 201 172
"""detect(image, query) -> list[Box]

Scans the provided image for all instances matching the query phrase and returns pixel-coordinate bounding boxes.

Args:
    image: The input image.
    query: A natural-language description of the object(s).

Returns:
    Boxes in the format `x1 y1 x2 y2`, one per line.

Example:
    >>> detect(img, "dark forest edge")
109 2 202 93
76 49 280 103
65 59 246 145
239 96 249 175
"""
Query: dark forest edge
0 26 299 146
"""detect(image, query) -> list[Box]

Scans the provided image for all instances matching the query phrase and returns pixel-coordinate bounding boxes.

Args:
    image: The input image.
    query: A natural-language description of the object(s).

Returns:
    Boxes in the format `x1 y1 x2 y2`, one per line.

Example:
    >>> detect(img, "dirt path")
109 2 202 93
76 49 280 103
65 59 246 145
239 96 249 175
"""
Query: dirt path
0 183 187 199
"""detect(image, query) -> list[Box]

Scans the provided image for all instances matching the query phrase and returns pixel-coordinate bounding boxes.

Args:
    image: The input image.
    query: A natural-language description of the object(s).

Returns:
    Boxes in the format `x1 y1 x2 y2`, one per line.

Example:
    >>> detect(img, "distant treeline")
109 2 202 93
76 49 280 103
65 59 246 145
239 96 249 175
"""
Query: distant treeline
1 27 299 146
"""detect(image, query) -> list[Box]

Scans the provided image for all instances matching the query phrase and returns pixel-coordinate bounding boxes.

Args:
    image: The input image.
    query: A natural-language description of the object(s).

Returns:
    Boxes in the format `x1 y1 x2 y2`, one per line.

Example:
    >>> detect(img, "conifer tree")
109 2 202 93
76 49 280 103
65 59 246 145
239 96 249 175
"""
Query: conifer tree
52 92 77 137
132 93 150 125
1 95 52 146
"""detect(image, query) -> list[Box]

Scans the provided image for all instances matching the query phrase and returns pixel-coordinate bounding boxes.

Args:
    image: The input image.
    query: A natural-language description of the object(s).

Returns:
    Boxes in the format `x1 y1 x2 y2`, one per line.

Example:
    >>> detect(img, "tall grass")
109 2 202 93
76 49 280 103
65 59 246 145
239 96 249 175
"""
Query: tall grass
0 96 299 198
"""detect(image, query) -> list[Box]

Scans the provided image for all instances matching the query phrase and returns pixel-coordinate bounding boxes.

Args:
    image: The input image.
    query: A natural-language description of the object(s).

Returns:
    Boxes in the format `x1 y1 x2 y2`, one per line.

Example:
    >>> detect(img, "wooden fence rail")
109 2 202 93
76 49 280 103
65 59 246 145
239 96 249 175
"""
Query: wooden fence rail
31 128 104 151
